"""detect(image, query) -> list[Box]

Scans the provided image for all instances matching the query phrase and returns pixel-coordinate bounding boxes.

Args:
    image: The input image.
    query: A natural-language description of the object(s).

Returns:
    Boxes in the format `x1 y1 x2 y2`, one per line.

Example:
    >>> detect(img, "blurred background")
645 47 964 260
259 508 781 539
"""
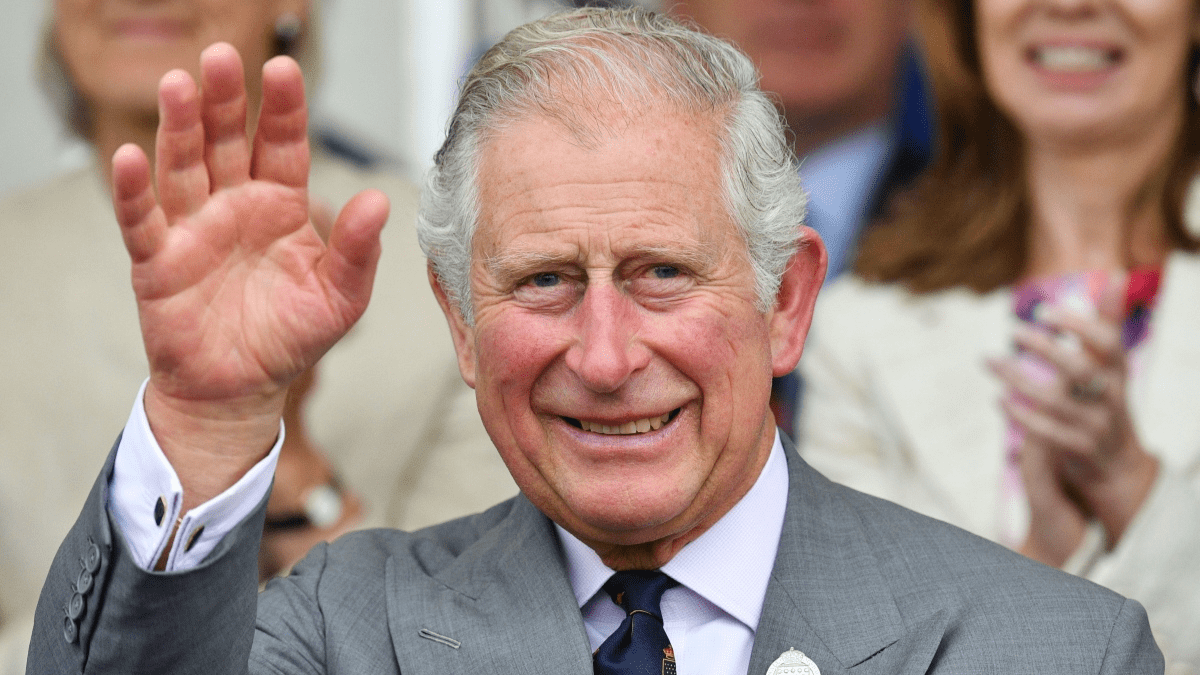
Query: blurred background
0 0 577 196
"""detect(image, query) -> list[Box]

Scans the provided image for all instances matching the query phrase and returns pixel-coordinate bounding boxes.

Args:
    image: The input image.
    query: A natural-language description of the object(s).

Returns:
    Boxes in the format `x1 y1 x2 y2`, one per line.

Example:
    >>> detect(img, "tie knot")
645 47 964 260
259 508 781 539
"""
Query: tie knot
603 571 678 618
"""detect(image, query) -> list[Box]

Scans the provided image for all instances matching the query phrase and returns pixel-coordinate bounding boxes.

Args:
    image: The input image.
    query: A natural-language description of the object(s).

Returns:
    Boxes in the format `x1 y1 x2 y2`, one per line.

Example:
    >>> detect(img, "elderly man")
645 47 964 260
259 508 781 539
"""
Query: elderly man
30 9 1159 674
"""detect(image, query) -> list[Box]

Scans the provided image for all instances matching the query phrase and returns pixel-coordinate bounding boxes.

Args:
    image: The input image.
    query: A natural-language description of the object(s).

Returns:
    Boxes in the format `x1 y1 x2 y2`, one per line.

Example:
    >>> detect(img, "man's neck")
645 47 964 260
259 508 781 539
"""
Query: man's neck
573 430 778 570
559 431 788 583
559 429 792 662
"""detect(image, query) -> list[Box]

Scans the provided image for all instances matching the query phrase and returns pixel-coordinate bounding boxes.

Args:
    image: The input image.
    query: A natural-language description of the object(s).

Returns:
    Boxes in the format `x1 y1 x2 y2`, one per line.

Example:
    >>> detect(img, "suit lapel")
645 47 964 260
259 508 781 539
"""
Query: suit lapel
385 496 592 674
382 437 968 675
748 444 943 675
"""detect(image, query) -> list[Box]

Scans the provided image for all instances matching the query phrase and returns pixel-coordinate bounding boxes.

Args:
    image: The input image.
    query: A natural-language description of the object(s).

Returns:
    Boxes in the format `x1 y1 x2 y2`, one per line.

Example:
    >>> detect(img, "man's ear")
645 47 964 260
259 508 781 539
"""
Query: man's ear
768 226 827 376
429 262 477 388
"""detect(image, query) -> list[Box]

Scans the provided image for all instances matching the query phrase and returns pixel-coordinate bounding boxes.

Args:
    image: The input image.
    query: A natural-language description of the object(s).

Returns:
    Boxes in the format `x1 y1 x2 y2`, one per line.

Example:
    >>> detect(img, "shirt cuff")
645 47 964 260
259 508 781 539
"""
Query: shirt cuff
108 379 283 572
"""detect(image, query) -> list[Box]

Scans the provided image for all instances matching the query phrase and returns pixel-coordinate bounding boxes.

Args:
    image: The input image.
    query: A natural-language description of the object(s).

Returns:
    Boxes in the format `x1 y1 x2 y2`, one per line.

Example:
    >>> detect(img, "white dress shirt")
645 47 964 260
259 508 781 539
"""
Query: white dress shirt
558 433 789 675
109 381 283 571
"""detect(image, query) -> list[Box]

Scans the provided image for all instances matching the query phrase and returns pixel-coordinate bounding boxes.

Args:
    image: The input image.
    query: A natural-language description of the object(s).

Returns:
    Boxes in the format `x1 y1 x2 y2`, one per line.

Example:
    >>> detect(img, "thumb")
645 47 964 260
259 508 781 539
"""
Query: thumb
319 189 389 318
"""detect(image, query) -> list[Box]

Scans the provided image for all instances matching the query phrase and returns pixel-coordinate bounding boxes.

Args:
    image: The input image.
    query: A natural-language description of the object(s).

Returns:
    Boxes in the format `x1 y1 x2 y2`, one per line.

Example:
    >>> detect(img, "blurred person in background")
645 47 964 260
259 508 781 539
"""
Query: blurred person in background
0 1 513 671
799 0 1200 668
664 0 933 282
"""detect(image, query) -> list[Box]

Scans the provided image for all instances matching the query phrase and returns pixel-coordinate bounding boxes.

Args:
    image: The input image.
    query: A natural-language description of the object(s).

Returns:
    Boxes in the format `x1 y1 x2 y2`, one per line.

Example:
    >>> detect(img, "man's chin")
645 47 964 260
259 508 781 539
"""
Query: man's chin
552 493 701 550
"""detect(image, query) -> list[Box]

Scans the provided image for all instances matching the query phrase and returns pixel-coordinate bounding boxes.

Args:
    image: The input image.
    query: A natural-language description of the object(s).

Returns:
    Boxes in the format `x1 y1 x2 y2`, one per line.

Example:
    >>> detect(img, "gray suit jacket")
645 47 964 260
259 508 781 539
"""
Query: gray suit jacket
29 437 1162 674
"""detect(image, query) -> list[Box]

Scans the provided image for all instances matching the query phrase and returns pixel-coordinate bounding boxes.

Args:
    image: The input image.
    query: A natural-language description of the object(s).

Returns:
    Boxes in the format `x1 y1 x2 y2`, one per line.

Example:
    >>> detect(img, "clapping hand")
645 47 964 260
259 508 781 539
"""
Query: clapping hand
111 43 388 512
988 274 1159 565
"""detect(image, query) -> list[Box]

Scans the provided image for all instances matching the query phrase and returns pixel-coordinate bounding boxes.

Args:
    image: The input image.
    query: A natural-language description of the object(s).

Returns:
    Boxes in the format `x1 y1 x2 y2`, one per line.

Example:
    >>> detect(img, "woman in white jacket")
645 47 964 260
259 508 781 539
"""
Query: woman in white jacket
799 0 1200 669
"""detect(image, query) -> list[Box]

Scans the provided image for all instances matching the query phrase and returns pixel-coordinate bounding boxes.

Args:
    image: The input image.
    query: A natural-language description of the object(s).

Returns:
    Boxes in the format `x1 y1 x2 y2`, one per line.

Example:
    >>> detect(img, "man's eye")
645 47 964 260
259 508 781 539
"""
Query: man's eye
531 272 560 287
652 265 680 279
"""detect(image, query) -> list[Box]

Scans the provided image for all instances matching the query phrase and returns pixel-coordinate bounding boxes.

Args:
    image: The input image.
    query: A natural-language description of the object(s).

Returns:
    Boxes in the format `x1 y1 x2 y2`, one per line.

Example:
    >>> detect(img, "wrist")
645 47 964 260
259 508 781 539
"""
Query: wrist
1087 450 1160 548
144 382 287 511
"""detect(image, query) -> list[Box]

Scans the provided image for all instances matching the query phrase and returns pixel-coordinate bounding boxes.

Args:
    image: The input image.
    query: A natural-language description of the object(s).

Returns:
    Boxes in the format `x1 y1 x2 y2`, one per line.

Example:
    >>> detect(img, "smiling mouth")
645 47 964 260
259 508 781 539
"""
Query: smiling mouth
1030 45 1119 72
562 409 680 435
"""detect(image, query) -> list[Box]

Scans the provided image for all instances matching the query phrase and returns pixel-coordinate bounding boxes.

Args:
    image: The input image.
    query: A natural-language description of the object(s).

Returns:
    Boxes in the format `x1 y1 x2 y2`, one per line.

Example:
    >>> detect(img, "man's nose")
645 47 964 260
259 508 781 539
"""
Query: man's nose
564 282 650 393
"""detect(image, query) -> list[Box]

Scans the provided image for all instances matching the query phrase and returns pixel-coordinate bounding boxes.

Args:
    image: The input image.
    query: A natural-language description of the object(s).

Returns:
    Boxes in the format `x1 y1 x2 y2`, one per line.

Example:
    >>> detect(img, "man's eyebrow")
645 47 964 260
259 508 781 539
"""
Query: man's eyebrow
484 243 719 279
619 243 718 271
485 250 580 280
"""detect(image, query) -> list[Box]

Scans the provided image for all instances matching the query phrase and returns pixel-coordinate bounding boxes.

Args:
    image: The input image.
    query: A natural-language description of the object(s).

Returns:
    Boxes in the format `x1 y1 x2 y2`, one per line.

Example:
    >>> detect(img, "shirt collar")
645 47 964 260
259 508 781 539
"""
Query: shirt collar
557 431 790 632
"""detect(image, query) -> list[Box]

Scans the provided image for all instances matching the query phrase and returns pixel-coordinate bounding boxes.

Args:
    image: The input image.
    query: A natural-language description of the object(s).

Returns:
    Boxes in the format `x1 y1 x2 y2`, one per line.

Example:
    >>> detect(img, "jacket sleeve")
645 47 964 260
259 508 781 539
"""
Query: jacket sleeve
1098 598 1166 675
26 437 265 675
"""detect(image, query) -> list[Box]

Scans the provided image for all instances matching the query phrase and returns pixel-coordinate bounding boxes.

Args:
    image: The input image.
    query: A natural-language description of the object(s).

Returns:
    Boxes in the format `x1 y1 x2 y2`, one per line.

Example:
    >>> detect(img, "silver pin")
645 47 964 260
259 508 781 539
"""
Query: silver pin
765 648 820 675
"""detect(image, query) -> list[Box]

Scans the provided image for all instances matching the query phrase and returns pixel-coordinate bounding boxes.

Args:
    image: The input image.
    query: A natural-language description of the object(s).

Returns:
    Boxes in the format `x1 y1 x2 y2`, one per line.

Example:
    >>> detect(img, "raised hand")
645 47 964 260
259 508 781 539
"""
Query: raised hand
111 43 388 509
989 274 1159 554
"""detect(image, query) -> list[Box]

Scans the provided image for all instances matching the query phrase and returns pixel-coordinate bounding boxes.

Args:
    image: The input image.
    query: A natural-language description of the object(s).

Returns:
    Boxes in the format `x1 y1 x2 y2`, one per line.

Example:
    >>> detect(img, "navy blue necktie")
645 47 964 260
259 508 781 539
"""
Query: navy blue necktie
594 571 679 675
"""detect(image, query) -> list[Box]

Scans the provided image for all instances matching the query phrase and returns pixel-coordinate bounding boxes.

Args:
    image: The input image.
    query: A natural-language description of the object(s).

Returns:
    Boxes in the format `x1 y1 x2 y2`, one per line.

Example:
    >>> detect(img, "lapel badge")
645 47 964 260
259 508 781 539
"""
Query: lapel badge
765 648 820 675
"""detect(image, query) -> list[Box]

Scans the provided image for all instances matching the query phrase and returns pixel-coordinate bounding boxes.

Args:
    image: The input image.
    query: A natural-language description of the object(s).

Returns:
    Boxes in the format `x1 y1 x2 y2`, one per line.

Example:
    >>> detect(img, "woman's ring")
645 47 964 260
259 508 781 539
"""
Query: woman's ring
1070 375 1106 402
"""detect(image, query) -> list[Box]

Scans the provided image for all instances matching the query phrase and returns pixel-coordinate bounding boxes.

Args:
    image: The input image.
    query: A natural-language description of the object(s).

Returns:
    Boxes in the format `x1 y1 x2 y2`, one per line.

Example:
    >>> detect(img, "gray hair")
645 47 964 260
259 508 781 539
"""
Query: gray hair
417 7 806 324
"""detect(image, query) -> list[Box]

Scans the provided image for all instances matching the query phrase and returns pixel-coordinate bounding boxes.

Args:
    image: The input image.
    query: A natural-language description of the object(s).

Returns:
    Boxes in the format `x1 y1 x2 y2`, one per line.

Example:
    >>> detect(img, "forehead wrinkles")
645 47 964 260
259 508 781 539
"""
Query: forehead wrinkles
469 101 765 292
477 105 726 196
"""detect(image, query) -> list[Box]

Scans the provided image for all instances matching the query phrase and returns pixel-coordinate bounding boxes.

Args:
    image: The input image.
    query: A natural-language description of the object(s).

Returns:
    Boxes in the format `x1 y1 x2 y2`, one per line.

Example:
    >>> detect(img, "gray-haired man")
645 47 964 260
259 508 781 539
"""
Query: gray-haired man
31 8 1160 674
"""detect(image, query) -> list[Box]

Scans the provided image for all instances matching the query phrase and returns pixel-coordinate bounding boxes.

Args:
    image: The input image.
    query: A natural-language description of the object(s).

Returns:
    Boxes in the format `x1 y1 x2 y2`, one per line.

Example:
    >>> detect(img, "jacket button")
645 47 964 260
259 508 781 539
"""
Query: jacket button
62 617 78 644
76 568 94 595
84 543 102 573
67 592 86 621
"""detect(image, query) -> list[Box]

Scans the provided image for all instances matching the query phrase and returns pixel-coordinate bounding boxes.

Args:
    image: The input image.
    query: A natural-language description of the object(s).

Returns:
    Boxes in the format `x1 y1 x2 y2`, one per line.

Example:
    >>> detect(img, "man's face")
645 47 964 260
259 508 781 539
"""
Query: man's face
434 109 822 562
671 0 911 149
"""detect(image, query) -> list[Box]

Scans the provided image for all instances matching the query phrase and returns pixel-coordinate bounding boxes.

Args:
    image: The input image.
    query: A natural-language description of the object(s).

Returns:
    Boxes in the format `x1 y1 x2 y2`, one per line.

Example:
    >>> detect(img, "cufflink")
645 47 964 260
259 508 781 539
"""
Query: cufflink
184 525 205 553
154 496 166 526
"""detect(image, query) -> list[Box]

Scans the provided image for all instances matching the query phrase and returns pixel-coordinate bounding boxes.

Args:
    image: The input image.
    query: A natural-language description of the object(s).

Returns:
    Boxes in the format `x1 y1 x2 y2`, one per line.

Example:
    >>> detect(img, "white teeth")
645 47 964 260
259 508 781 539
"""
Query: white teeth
580 412 671 435
1035 46 1113 72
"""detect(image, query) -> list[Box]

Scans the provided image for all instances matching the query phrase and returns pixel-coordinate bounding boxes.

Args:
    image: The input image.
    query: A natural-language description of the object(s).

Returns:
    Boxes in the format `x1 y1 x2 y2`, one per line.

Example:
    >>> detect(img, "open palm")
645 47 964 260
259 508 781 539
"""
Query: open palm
111 44 387 498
